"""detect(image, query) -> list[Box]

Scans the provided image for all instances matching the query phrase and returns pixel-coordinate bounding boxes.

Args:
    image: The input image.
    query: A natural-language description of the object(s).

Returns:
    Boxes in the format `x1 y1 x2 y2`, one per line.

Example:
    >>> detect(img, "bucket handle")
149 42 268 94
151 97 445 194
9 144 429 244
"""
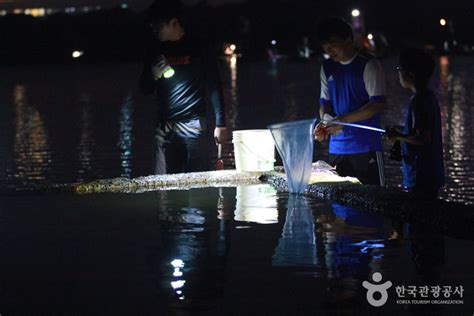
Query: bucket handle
237 140 276 163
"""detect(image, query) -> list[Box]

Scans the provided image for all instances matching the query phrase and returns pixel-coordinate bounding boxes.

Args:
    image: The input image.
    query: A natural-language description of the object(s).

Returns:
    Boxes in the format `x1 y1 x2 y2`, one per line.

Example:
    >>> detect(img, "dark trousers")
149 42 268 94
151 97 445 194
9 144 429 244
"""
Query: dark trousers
154 118 211 175
329 151 385 186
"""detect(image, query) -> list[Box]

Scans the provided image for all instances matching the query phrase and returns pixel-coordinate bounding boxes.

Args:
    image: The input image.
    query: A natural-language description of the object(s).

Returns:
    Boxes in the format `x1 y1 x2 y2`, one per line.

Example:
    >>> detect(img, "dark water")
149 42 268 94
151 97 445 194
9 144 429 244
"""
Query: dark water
1 186 473 314
0 57 473 203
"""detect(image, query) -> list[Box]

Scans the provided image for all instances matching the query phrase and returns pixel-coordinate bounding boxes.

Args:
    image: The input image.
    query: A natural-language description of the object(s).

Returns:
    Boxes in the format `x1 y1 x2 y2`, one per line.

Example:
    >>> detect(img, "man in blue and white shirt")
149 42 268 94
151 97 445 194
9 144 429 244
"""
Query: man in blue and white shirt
315 17 386 186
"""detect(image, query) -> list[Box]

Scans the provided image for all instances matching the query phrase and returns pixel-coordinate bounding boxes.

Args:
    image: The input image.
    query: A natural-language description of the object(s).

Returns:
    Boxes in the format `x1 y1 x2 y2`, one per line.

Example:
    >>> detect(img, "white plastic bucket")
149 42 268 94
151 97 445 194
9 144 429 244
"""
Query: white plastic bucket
232 129 275 172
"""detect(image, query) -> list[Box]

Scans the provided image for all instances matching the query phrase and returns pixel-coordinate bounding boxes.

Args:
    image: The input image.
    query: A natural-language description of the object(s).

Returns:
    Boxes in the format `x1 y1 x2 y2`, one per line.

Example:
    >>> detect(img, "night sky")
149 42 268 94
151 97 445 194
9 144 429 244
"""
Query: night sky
0 0 246 9
1 0 473 44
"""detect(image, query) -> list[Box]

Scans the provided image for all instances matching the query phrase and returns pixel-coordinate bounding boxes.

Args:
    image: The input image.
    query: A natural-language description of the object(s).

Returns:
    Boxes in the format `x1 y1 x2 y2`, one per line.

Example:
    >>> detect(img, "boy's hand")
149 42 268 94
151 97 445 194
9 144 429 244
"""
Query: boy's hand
152 55 167 80
384 126 403 141
314 122 329 141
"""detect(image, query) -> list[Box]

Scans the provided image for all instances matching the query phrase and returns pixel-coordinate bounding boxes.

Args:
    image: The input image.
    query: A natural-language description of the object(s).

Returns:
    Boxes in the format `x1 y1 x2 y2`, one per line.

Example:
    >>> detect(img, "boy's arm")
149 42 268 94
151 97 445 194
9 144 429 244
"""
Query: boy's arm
388 97 433 146
386 131 426 146
335 58 386 124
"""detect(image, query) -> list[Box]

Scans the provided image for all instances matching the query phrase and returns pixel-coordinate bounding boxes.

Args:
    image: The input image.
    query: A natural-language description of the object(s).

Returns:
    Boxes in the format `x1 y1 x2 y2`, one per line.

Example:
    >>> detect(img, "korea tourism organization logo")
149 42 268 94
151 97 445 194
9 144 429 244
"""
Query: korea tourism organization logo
362 272 464 307
362 272 392 307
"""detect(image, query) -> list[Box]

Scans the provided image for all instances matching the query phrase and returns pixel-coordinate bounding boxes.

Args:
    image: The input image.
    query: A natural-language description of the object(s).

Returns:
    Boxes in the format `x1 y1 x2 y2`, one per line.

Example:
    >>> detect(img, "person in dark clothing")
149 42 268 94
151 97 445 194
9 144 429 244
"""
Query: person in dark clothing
140 1 226 174
386 48 445 199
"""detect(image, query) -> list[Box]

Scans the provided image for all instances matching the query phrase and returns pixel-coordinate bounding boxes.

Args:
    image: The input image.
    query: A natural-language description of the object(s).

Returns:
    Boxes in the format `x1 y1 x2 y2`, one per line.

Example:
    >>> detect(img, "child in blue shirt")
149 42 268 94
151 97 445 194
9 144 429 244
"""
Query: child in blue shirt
387 48 445 199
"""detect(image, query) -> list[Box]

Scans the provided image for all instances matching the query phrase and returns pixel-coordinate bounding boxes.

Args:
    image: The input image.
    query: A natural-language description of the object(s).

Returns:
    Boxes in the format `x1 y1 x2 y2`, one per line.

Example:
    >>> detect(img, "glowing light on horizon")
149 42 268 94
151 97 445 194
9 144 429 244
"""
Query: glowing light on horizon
367 33 373 40
440 18 447 26
351 9 360 17
72 51 84 58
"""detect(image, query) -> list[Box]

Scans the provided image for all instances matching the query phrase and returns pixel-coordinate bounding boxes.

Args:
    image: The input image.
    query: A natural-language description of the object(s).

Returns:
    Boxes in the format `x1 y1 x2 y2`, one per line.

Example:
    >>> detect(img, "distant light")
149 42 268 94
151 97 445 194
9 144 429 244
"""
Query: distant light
351 9 360 17
171 259 184 268
176 290 182 295
230 44 236 51
13 9 23 14
26 8 45 17
323 53 330 60
72 51 84 58
171 280 186 289
121 3 128 9
0 10 6 16
179 296 185 300
65 7 76 14
367 33 373 40
440 18 446 26
271 40 276 45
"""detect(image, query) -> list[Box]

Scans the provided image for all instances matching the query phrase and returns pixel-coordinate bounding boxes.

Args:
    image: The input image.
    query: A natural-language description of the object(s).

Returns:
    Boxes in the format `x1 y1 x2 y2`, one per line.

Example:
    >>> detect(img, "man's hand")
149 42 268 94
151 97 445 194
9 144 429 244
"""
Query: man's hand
214 127 227 145
314 122 329 141
325 124 343 135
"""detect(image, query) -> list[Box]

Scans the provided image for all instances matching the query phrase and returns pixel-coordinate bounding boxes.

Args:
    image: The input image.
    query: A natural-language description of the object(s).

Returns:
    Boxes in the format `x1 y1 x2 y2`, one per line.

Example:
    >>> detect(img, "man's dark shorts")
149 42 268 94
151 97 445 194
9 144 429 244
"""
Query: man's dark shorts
329 151 385 186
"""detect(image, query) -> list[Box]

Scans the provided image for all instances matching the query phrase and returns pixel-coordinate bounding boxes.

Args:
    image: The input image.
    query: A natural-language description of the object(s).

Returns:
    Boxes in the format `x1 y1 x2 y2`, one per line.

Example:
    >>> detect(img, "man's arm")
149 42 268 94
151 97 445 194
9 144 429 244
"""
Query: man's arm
205 43 227 143
340 58 386 123
315 65 332 141
319 65 331 120
335 100 385 123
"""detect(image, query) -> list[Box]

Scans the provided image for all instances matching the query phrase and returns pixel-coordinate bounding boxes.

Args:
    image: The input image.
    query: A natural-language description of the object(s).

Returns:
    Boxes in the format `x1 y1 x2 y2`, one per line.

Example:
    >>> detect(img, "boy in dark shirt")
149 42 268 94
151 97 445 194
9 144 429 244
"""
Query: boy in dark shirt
140 1 226 174
386 48 445 199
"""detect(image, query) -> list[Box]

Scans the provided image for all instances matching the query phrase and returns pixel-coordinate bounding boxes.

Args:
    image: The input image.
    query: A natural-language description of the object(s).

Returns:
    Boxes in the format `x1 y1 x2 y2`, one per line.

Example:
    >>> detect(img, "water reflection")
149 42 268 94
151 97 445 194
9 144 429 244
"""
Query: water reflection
155 189 230 308
77 93 95 181
234 184 278 224
444 68 472 203
223 55 239 130
272 195 318 266
118 92 134 178
408 223 445 285
316 203 385 280
153 189 456 312
13 84 51 186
